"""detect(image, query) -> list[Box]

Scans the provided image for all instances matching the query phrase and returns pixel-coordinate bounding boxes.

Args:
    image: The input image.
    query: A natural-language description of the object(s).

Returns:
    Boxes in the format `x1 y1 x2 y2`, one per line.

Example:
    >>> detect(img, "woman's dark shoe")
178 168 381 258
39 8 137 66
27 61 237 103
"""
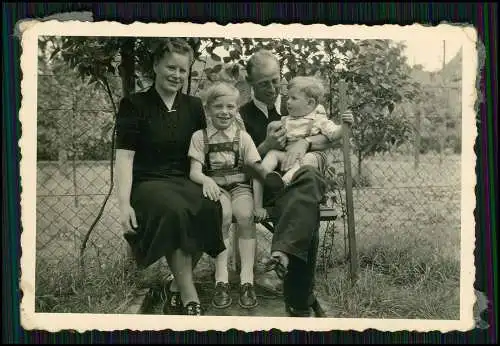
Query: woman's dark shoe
161 279 183 315
239 283 258 309
212 282 232 309
162 291 182 315
183 301 203 316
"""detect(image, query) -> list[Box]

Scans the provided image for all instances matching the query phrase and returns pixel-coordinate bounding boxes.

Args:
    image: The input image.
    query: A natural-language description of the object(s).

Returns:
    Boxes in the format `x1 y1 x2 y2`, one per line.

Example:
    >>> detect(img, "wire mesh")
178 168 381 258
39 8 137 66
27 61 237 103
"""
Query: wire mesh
35 60 461 314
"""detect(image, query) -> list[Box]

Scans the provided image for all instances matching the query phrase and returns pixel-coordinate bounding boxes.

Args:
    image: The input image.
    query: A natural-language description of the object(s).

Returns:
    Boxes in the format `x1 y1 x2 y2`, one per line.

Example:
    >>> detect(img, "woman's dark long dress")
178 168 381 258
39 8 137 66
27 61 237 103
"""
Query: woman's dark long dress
115 87 225 269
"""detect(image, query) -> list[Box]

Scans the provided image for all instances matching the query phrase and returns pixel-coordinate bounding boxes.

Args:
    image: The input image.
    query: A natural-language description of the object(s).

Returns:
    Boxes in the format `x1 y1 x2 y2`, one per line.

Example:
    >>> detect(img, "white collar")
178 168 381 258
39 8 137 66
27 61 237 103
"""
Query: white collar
251 92 282 118
206 121 238 138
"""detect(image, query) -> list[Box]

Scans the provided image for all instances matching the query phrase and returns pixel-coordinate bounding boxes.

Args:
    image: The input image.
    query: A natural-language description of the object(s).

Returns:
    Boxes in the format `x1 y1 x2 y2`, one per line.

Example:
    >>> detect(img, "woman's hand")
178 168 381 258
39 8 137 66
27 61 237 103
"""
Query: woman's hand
203 178 221 201
119 203 138 233
254 207 269 223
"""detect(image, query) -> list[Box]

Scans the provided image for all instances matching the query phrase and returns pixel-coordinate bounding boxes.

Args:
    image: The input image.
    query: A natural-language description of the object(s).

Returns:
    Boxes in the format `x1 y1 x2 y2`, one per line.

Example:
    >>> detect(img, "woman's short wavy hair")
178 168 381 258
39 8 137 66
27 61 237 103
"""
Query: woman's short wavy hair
152 38 194 66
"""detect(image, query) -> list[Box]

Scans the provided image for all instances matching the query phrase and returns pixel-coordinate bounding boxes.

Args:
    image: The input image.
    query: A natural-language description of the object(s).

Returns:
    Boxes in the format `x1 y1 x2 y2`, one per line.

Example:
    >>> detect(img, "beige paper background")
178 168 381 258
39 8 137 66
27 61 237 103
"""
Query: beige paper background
18 21 478 333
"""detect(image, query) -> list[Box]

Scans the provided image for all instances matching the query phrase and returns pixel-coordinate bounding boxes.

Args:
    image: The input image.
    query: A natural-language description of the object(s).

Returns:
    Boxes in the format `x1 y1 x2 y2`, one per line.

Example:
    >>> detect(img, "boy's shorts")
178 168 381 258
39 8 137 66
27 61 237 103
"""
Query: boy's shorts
219 182 253 204
218 182 254 228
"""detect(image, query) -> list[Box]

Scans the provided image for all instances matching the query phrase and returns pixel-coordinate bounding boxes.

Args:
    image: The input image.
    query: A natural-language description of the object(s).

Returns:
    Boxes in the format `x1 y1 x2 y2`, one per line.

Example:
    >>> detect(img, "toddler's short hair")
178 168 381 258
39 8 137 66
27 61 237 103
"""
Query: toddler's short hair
288 76 326 104
203 82 240 107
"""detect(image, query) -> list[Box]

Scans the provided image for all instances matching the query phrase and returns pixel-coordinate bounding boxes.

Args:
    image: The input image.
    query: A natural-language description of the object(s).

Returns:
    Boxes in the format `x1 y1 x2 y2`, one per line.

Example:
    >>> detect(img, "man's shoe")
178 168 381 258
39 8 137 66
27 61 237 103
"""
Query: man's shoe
286 304 312 317
311 298 327 317
212 282 232 309
239 283 258 309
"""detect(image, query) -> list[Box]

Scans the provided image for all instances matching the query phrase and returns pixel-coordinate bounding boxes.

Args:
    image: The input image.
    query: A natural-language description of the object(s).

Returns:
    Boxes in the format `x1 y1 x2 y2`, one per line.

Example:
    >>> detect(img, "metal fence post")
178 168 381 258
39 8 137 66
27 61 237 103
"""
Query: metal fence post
72 92 78 208
415 108 421 170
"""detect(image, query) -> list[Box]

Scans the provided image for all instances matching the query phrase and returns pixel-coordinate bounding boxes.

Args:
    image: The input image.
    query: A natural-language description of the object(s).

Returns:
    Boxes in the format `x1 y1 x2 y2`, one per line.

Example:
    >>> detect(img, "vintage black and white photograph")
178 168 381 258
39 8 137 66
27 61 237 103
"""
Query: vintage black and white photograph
20 21 477 332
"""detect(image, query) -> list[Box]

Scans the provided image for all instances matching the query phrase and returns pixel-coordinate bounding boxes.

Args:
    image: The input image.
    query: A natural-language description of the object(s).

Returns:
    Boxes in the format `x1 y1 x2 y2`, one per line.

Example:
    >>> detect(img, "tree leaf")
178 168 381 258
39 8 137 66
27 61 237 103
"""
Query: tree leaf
233 42 242 53
231 65 240 80
229 50 240 60
49 47 61 61
211 64 223 74
211 53 221 62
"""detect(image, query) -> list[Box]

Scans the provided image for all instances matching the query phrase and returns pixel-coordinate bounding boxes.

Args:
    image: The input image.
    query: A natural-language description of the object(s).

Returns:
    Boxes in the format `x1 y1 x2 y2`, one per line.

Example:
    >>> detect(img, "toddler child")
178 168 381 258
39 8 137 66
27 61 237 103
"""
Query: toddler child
253 76 354 276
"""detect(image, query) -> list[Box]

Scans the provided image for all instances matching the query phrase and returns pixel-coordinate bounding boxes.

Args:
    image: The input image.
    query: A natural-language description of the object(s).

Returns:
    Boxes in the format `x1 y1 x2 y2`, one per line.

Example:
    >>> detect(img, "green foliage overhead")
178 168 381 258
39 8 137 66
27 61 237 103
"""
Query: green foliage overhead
40 36 426 164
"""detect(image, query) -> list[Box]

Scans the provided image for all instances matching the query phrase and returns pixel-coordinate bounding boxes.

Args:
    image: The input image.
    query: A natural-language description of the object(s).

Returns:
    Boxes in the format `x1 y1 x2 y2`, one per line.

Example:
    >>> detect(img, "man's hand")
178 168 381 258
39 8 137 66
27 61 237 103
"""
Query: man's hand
341 110 354 125
264 121 287 151
281 138 309 171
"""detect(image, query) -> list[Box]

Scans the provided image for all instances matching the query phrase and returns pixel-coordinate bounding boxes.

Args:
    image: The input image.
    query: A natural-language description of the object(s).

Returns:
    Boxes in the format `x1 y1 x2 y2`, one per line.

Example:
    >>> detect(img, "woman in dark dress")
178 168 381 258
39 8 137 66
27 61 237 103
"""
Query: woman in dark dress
115 38 225 316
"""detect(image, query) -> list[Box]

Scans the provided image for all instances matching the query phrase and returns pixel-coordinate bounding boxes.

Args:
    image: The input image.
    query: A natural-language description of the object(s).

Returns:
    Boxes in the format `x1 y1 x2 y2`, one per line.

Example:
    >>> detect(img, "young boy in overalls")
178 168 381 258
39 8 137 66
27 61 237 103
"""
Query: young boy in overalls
188 82 283 310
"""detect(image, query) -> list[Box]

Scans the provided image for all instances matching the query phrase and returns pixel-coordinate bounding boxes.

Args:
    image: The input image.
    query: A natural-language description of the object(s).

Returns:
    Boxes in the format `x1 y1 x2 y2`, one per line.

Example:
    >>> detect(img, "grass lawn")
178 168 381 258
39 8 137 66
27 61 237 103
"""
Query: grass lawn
34 153 462 319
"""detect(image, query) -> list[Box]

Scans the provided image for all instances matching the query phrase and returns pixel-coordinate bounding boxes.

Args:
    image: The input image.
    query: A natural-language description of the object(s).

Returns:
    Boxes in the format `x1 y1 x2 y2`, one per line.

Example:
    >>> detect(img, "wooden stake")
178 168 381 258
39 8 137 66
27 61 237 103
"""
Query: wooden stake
338 80 359 284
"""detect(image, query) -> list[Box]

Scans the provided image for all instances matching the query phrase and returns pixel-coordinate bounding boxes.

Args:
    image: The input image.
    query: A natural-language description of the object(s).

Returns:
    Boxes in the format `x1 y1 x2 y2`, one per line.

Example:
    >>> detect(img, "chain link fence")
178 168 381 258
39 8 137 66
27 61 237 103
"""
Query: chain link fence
35 67 461 313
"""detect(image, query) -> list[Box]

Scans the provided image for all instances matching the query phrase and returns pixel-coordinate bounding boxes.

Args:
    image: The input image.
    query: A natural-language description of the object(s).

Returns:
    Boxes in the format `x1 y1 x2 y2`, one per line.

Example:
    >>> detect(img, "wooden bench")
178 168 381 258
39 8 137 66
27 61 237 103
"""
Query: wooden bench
230 203 340 274
231 206 339 228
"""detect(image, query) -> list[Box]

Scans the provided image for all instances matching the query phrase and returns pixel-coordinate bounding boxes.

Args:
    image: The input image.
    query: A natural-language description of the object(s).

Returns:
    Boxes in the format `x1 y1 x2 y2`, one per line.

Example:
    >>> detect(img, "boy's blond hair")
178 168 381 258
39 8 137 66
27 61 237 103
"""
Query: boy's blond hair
288 76 326 105
202 82 240 107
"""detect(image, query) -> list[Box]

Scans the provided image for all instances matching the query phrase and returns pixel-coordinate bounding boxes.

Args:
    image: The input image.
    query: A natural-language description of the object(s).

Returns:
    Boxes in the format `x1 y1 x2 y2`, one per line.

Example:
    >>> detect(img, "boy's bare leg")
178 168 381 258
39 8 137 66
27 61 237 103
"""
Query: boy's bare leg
212 191 233 309
245 150 285 191
232 190 259 308
215 192 232 286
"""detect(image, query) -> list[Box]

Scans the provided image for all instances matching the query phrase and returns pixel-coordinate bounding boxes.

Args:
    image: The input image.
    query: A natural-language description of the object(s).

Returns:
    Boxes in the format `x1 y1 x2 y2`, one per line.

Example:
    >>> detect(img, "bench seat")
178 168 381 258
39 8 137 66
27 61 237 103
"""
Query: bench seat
232 206 339 224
